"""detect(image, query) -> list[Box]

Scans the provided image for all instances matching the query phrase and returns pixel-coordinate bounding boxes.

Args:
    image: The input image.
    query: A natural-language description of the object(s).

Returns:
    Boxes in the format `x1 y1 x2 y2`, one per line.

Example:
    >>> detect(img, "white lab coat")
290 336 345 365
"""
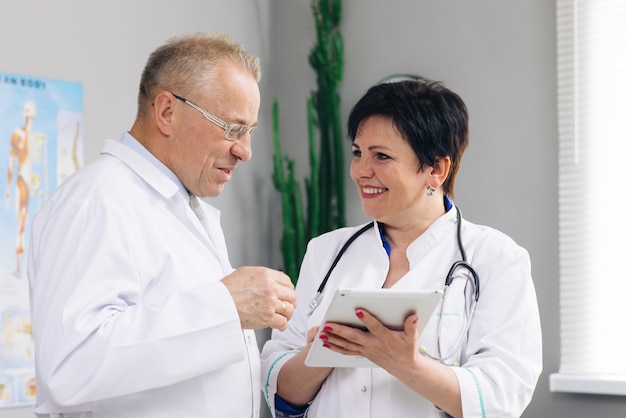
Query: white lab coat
27 137 261 417
261 208 542 418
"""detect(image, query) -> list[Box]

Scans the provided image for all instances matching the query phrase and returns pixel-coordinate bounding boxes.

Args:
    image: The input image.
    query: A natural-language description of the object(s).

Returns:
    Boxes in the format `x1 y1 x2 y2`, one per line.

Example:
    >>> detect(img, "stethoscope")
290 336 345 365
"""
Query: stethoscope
308 206 480 364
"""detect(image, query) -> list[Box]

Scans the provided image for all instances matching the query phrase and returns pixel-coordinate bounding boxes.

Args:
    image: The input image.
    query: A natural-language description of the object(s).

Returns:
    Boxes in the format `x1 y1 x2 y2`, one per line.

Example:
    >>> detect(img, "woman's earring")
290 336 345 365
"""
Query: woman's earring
426 185 436 196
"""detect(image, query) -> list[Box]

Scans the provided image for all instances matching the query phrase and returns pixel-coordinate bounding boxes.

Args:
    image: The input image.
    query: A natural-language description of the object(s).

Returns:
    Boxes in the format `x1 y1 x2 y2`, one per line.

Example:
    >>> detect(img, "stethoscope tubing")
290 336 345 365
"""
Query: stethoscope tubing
308 221 374 315
307 206 480 363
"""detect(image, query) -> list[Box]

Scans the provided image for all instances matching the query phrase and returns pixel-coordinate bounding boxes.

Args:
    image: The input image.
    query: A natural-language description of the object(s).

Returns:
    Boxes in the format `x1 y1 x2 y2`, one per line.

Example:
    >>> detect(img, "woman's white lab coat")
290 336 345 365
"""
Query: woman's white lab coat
261 208 542 418
28 137 261 417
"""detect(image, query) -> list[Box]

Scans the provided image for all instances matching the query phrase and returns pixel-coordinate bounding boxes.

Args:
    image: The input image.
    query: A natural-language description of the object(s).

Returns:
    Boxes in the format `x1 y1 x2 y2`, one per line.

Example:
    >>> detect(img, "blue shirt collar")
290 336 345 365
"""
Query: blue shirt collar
378 194 453 257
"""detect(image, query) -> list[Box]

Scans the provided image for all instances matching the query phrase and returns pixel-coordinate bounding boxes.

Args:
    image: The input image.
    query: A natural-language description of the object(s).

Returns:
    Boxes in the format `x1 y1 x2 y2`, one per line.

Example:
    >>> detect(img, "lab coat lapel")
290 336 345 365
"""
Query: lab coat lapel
188 198 233 275
102 139 232 275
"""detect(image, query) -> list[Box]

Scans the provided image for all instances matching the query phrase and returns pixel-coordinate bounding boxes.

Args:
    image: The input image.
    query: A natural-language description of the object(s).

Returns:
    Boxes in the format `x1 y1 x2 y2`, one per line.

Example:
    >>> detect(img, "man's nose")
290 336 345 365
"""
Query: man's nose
231 135 252 162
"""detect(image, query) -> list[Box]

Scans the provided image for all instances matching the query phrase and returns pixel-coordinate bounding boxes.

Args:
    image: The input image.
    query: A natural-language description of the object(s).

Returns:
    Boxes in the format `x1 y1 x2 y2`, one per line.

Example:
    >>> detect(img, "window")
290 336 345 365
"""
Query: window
550 0 626 395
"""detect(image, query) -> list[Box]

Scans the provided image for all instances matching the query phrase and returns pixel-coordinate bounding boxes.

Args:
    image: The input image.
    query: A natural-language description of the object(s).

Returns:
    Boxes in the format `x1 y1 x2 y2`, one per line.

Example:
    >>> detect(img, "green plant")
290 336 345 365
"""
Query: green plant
272 0 345 284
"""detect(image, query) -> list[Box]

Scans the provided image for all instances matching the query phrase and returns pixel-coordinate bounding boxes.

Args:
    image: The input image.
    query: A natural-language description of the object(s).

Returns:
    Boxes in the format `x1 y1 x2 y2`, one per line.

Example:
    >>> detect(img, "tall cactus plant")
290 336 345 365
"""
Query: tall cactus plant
272 0 345 284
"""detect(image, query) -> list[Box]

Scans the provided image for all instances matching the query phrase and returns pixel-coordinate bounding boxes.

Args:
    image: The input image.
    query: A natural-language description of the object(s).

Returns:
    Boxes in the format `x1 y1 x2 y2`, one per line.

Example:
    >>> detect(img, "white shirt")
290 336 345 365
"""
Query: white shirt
261 208 542 418
27 134 261 417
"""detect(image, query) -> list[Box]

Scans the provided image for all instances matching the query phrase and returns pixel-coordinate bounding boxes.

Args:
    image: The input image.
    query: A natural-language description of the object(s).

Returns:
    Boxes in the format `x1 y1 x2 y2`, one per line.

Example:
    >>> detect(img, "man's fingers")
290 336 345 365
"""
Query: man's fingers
276 300 295 320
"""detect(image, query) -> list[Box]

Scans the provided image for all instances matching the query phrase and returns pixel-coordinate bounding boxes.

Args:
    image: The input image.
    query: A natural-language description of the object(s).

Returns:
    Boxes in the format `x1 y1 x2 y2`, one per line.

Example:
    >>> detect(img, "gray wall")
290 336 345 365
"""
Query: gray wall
1 0 625 417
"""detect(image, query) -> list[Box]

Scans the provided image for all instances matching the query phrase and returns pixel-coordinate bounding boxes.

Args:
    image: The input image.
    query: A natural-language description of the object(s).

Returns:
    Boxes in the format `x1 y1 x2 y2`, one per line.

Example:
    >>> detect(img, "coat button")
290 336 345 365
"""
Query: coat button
361 386 367 393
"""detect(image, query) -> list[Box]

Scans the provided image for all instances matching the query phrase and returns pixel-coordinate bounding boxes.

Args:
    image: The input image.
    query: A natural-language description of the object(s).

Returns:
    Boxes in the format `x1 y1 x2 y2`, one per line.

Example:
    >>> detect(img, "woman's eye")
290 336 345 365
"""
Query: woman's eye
376 153 390 161
351 149 361 158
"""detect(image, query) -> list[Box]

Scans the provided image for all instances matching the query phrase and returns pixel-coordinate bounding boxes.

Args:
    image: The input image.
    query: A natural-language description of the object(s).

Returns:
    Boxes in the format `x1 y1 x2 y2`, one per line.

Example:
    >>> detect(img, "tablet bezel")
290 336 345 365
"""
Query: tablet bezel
304 288 443 368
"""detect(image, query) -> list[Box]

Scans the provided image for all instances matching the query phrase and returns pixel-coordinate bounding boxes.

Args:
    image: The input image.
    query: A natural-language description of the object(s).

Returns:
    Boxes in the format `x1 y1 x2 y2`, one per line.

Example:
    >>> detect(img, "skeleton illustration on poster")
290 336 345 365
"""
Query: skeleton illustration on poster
0 72 83 408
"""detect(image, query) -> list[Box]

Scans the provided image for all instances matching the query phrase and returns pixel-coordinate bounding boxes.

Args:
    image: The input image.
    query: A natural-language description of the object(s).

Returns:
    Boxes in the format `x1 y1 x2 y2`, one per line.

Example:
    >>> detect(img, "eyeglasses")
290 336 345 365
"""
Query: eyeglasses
171 93 256 141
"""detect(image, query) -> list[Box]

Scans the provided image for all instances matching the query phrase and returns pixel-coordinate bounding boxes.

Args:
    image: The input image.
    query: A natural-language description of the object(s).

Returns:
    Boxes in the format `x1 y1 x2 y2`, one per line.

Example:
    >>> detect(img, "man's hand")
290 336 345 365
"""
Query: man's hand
222 266 296 331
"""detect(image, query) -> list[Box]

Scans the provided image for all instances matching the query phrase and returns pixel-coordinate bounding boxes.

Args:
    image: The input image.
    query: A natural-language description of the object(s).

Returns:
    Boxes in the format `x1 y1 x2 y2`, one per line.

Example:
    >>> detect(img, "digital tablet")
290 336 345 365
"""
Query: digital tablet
305 288 443 368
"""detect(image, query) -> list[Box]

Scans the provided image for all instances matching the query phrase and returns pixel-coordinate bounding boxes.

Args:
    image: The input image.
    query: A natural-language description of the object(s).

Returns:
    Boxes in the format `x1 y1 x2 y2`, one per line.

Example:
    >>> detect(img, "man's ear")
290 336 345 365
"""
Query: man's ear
430 156 451 188
153 91 176 136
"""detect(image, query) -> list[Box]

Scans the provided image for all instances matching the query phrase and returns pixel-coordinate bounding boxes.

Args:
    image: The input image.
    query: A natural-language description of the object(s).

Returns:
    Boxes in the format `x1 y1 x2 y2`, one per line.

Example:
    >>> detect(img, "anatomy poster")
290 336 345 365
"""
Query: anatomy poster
0 72 83 408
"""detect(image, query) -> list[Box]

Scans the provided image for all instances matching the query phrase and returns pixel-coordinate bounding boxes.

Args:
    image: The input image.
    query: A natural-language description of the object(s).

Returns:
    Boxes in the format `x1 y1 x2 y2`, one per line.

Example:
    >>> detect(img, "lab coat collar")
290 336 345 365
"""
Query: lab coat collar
405 206 459 265
101 133 183 200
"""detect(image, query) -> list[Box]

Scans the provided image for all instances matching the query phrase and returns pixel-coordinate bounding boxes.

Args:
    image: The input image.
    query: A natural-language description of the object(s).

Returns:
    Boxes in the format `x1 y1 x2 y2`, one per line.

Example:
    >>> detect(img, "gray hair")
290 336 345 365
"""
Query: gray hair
137 32 261 115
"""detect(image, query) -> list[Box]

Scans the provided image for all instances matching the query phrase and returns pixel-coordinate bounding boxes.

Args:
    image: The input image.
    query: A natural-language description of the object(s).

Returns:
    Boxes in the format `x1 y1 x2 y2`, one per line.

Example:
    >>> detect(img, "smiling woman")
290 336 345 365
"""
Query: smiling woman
261 78 542 418
350 115 433 227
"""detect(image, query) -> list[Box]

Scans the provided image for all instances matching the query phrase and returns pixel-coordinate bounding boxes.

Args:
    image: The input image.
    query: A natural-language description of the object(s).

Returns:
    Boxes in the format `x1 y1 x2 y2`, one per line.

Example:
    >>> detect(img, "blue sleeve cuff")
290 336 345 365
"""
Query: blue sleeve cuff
274 393 309 417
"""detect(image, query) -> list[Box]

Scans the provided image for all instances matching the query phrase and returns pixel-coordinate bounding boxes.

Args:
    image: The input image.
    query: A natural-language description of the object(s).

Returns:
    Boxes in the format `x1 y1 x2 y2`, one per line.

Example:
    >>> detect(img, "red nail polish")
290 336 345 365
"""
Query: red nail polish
356 311 364 319
323 343 330 348
319 334 328 341
323 326 333 332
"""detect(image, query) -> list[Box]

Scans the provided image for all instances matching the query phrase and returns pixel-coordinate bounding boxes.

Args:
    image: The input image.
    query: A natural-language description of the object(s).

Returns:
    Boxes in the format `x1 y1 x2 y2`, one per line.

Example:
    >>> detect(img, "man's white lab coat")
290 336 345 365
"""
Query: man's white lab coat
28 137 261 417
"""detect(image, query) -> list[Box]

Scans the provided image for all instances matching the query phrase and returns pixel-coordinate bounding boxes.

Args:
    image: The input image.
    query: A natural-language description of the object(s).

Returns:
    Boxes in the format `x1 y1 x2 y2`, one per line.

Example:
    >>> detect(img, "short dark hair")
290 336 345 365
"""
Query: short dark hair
347 78 469 197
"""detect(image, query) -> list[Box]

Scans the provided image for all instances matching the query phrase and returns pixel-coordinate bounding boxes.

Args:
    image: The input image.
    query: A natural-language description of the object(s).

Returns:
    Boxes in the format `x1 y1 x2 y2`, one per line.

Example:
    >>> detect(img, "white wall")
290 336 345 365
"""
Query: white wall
2 1 626 417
